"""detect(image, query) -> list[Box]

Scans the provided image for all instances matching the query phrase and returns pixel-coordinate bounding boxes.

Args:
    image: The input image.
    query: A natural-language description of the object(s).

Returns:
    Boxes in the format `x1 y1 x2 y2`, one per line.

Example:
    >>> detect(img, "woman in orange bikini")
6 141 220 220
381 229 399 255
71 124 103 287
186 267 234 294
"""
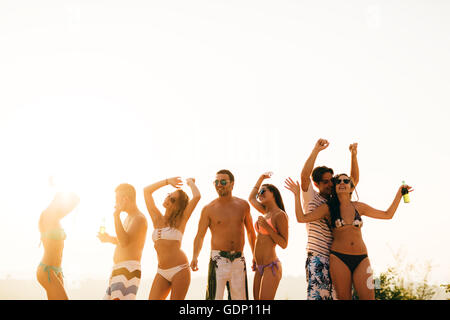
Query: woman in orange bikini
285 174 413 300
36 192 79 300
249 172 288 300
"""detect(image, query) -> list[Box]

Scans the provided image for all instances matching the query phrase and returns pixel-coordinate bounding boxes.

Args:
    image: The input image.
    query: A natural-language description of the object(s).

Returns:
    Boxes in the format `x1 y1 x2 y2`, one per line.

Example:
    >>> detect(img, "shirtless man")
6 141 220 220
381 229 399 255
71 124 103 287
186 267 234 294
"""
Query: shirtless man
191 169 256 300
98 183 148 300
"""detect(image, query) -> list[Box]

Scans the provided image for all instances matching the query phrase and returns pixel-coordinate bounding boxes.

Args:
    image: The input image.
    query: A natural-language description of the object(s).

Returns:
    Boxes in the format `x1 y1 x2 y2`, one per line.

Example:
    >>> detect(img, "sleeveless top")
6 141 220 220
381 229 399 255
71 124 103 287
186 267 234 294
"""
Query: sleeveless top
152 227 183 242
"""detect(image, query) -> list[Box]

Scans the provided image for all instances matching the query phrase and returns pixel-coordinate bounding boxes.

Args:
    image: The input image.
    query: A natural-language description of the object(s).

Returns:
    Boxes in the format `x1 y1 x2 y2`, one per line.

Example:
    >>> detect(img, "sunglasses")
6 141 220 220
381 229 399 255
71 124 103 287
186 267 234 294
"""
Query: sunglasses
214 179 230 186
167 194 177 203
258 189 267 196
335 178 351 185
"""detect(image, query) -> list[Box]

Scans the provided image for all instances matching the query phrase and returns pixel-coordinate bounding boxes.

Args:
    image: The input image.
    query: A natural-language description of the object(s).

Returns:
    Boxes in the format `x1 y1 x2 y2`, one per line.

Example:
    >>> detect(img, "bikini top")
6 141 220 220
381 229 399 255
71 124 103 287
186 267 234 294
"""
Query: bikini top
255 218 277 236
40 228 67 241
152 226 183 242
334 207 363 229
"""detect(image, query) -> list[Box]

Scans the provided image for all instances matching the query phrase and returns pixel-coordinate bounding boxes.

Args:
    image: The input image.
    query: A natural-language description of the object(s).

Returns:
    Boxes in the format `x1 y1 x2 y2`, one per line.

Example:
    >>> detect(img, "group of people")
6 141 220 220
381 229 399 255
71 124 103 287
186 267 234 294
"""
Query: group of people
36 139 412 300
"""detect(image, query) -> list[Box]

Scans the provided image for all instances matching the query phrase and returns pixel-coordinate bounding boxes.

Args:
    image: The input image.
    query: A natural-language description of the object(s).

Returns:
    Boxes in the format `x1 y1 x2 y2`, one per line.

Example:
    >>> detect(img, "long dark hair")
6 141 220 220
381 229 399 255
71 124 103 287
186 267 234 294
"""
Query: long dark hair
261 184 285 212
167 189 190 228
327 174 355 228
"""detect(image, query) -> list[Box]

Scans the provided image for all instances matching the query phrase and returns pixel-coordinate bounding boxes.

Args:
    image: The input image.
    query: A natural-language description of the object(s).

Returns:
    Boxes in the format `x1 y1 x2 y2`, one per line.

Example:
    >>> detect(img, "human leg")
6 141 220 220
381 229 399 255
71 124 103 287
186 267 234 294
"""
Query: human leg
169 266 191 300
104 260 141 300
258 260 282 300
329 253 353 300
229 257 248 300
253 268 262 300
149 273 171 300
36 263 68 300
352 257 375 300
206 252 229 300
305 253 334 300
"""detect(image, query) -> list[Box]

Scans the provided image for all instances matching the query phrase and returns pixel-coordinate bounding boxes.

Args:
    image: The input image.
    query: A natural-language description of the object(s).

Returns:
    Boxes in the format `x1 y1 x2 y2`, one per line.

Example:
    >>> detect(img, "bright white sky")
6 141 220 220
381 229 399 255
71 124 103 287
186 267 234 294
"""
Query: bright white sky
1 0 449 292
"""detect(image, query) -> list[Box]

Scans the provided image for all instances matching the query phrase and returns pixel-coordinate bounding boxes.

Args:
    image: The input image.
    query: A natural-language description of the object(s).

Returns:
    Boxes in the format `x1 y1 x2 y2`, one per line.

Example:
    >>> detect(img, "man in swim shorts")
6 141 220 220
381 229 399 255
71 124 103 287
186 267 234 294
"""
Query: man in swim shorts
98 183 148 300
191 169 256 300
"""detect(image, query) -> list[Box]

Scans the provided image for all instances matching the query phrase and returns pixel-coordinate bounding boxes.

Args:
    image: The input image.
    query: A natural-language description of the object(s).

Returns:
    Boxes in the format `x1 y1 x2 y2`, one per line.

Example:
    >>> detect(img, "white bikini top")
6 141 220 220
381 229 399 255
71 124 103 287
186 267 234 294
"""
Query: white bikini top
152 227 183 242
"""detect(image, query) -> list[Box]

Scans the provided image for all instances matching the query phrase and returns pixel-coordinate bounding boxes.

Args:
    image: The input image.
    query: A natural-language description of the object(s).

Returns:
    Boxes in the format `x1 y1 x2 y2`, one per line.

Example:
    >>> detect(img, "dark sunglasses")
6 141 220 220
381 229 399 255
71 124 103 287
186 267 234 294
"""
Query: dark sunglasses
258 189 267 196
214 179 229 186
335 178 351 185
167 194 177 203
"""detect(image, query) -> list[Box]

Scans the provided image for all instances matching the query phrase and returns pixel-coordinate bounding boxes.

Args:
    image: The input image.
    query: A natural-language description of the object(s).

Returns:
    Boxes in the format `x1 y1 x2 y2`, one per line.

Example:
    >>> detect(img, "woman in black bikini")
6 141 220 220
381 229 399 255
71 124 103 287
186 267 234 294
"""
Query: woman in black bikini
285 174 412 300
249 172 288 300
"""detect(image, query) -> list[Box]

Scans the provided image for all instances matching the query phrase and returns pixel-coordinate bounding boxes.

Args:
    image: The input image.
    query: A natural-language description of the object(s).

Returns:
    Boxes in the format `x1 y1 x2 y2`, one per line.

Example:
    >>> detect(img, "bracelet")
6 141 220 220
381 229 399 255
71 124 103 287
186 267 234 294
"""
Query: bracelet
253 186 259 190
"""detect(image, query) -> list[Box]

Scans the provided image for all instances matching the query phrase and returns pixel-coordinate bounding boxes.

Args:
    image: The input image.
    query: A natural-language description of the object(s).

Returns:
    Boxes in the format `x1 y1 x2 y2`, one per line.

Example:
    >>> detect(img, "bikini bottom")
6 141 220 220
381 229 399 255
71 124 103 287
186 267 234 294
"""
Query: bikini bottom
255 259 280 276
158 263 190 282
38 262 64 283
329 250 368 274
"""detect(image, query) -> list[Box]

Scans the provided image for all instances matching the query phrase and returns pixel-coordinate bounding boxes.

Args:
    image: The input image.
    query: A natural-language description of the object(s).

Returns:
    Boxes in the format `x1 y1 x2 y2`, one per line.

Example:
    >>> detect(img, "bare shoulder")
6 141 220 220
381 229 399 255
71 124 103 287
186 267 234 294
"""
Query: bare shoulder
274 210 288 223
353 201 369 213
203 199 217 211
233 197 250 209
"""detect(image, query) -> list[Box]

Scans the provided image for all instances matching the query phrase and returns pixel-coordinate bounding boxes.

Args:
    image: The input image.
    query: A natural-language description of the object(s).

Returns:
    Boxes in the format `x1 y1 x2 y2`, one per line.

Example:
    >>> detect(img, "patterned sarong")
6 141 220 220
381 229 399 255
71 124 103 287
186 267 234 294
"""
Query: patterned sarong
103 260 141 300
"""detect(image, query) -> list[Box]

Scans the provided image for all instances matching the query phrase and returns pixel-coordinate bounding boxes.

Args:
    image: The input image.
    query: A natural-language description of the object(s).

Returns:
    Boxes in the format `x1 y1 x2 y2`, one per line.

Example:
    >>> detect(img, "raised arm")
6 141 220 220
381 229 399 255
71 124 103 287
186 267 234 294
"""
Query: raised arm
356 184 413 220
248 172 272 214
191 205 210 271
143 177 182 226
301 139 329 192
285 178 329 223
349 143 359 186
181 178 201 223
45 192 80 221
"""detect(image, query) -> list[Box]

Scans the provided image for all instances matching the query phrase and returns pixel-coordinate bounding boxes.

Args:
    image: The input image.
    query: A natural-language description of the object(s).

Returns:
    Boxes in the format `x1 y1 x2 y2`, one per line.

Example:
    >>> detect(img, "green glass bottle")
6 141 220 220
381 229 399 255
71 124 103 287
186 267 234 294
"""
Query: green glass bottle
401 181 410 203
99 217 106 234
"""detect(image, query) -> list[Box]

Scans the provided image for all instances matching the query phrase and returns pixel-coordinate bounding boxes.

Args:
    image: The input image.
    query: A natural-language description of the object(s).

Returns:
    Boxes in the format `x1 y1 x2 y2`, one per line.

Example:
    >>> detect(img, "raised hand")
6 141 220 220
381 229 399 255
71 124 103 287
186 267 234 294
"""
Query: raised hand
260 172 273 180
285 178 300 195
399 184 414 194
167 177 183 188
314 138 330 152
186 178 196 186
257 216 270 230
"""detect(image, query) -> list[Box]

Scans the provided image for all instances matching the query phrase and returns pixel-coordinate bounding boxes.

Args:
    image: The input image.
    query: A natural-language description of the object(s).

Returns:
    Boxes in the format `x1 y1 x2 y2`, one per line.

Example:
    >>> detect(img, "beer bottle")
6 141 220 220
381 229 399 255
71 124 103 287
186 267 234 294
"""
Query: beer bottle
401 181 410 203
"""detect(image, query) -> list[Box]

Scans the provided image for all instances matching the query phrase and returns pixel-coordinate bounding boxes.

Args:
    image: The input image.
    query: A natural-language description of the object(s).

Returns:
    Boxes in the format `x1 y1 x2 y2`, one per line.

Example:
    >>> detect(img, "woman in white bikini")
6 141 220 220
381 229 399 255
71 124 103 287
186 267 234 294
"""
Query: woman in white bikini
144 177 201 300
248 172 288 300
36 192 79 300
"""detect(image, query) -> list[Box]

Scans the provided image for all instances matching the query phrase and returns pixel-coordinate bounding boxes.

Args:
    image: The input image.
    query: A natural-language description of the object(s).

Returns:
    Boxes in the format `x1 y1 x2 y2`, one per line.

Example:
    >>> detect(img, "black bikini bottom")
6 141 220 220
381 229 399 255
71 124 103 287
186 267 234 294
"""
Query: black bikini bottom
330 250 368 274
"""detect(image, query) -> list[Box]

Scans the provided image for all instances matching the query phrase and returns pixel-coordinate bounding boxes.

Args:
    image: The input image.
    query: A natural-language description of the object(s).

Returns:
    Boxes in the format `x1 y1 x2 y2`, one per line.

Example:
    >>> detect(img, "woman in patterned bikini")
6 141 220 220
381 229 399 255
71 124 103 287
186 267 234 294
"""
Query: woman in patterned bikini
36 192 79 300
249 172 288 300
285 173 413 300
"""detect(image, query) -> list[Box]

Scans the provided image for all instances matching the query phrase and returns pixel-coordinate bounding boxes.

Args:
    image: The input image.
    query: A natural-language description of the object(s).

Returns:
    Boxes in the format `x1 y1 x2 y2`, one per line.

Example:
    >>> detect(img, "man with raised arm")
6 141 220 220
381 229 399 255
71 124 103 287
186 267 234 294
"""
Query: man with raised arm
98 183 148 300
191 169 256 300
300 139 358 300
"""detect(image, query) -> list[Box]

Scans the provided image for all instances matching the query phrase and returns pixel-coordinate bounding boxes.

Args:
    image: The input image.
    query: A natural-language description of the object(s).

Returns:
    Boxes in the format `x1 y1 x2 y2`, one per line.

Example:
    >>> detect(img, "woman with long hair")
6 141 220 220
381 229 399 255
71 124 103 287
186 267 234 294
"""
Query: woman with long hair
36 192 80 300
249 172 288 300
144 177 201 300
285 174 413 300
